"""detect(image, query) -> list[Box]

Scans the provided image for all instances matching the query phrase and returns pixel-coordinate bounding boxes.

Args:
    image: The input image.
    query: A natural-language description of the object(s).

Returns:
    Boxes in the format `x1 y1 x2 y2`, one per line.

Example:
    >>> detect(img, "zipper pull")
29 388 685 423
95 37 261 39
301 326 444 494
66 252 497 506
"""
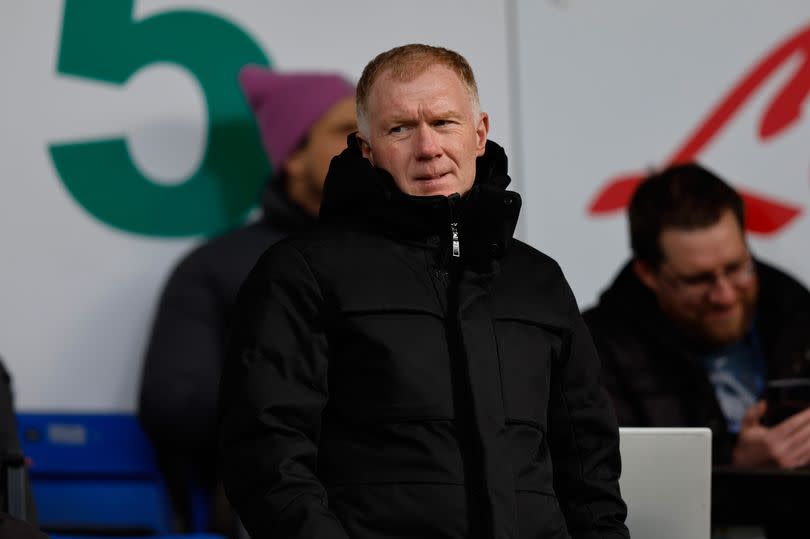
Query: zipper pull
447 193 461 259
451 222 460 258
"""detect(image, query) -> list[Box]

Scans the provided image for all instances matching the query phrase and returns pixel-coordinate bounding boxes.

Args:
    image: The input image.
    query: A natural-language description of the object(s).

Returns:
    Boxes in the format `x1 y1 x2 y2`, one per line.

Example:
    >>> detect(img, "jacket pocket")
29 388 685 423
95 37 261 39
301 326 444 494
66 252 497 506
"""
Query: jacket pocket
493 316 563 424
515 490 570 539
328 307 454 421
327 482 469 538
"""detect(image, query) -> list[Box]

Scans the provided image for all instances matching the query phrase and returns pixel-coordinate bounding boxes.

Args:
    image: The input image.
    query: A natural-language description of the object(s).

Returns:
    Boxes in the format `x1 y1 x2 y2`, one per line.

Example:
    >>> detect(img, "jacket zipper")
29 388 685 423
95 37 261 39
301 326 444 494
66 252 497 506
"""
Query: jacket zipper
448 194 461 258
443 194 492 535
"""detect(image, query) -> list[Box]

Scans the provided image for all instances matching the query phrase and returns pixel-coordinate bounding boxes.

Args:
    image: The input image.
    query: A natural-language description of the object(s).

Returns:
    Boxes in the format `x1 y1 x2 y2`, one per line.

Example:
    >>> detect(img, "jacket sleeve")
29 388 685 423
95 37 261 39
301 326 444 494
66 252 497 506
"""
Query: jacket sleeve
218 241 349 539
581 309 642 427
548 278 630 539
138 250 225 452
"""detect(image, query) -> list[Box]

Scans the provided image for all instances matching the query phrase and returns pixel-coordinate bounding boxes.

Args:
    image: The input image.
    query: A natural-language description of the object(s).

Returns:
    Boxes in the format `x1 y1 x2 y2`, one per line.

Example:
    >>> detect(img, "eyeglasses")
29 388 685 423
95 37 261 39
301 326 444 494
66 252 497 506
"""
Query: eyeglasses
659 255 756 298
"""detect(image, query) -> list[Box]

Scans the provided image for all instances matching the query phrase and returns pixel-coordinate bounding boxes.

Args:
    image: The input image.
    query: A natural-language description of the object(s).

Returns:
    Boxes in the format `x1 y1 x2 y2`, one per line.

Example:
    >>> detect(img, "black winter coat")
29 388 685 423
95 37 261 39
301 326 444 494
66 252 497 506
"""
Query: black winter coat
583 260 810 465
219 137 629 539
140 181 313 453
138 180 314 526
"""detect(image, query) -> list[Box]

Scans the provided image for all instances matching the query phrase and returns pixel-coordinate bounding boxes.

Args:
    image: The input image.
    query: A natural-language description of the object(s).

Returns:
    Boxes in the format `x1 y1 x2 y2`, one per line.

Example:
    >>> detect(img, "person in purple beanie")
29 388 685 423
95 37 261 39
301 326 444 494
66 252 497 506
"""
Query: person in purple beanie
138 66 356 537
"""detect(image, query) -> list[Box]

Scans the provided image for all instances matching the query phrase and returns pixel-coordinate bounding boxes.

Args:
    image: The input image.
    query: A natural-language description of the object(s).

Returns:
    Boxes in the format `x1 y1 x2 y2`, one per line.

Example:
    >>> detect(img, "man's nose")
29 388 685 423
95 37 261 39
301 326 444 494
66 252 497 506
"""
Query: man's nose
707 275 738 305
415 124 442 159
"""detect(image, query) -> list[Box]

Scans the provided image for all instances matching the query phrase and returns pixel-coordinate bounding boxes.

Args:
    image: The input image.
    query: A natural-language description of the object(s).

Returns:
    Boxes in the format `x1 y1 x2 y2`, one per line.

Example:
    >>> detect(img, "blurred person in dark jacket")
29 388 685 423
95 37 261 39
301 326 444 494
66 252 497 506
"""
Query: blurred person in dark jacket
584 163 810 538
0 357 36 526
219 44 629 539
138 67 356 536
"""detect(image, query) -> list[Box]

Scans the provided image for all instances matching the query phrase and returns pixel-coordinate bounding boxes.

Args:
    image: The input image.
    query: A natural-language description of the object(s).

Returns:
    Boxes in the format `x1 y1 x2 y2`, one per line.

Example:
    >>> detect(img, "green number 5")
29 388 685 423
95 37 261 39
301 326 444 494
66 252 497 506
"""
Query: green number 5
50 0 271 237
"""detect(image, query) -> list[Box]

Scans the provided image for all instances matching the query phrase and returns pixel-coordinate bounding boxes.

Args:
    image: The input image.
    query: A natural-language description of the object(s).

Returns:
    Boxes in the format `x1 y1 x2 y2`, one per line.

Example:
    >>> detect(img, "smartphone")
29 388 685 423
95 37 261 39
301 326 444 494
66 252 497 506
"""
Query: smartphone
763 378 810 427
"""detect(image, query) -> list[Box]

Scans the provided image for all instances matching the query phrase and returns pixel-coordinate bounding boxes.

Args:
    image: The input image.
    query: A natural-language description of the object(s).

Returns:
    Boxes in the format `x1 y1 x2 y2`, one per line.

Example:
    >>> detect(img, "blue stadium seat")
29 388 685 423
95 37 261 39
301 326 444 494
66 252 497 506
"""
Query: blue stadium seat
16 412 222 539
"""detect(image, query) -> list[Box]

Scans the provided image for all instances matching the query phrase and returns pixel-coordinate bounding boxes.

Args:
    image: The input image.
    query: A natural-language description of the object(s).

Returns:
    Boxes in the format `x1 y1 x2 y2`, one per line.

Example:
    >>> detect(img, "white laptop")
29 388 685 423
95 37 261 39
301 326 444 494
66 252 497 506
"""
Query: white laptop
618 427 712 539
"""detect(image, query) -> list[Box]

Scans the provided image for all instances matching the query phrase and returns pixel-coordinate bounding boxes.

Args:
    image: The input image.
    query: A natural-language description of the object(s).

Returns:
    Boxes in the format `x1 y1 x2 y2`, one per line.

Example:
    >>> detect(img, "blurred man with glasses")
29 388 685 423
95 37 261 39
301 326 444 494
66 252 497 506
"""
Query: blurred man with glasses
584 163 810 472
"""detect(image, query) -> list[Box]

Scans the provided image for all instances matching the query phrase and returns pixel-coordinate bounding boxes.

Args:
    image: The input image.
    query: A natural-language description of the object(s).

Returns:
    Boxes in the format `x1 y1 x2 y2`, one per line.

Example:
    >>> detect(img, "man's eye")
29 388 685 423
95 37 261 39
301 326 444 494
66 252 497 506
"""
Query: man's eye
683 275 714 287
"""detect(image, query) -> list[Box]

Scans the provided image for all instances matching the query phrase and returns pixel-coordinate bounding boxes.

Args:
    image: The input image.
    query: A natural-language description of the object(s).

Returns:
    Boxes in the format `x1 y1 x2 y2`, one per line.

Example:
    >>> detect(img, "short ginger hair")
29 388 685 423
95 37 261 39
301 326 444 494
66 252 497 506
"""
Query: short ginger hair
356 44 480 136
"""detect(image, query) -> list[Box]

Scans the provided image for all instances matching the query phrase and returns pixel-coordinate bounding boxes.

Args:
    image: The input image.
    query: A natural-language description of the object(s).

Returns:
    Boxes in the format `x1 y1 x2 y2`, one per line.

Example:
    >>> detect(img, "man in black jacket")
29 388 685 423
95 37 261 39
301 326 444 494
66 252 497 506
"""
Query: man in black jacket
219 44 628 539
138 68 356 535
583 164 810 532
0 358 36 524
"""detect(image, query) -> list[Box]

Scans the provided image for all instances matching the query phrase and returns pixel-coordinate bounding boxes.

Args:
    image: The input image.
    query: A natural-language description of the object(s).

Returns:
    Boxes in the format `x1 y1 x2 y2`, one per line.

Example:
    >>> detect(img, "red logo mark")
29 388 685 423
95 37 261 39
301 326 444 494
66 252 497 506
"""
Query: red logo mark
589 22 810 235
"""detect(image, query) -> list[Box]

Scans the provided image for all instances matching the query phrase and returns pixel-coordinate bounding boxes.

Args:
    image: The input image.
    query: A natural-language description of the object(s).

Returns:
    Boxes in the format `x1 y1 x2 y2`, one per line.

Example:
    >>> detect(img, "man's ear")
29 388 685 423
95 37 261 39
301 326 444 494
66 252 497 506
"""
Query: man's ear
284 146 306 180
356 133 374 165
475 112 489 156
633 258 659 291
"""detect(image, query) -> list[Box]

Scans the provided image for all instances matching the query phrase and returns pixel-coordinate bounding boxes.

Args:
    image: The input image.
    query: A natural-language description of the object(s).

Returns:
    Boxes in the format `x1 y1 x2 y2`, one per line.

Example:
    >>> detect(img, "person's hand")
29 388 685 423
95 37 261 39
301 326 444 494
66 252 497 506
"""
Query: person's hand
731 400 810 469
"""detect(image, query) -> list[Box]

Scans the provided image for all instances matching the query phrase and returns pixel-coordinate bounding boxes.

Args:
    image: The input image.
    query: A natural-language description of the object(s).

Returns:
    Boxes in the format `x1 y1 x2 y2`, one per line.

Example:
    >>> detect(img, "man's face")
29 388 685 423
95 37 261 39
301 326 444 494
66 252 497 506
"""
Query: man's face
635 209 758 347
358 65 488 197
285 95 357 213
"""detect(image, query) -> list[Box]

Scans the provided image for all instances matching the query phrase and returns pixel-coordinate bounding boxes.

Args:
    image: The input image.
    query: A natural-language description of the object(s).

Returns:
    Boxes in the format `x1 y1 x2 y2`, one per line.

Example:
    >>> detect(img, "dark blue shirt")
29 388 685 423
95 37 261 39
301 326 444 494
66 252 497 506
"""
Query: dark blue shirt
702 327 766 433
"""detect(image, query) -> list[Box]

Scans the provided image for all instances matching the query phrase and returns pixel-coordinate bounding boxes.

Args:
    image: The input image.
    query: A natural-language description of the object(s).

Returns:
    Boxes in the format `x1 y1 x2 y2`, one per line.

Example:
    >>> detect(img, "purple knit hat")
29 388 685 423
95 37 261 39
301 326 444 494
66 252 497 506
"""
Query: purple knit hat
239 65 355 170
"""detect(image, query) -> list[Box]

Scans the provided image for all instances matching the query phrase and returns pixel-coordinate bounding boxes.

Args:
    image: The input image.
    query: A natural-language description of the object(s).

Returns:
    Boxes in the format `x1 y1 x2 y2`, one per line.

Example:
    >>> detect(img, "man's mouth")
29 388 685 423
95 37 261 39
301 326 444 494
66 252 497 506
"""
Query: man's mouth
704 303 741 320
416 172 449 181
